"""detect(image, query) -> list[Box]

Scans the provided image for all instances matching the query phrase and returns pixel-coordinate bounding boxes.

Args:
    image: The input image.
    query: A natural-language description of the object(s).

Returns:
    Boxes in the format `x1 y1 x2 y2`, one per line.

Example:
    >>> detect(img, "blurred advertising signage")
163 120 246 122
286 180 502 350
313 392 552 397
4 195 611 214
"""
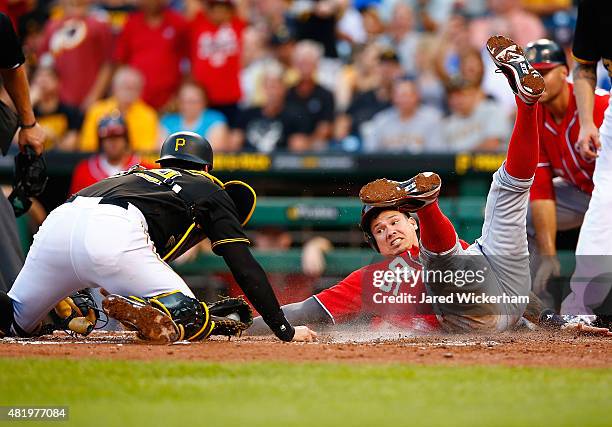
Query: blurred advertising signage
214 153 272 171
286 205 340 222
273 155 355 170
455 153 506 175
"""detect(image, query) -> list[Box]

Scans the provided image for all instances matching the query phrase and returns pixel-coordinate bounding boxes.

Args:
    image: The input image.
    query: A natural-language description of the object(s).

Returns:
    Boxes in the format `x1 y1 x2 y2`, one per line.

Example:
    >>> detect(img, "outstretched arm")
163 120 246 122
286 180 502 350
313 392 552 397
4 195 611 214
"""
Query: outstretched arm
216 242 317 342
248 297 333 335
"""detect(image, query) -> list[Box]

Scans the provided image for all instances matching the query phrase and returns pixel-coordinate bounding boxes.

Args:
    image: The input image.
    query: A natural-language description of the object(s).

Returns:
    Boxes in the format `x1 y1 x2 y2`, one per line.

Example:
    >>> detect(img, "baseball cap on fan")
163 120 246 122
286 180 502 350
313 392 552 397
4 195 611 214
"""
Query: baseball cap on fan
97 114 128 141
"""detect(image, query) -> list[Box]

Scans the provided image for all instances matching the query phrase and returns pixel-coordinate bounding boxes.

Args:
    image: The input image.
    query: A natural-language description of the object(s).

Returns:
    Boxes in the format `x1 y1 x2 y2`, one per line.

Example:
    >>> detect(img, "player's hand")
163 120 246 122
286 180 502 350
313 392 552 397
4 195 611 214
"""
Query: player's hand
301 237 332 277
292 326 318 342
302 243 326 277
577 122 600 161
533 255 561 296
17 123 45 156
563 323 612 337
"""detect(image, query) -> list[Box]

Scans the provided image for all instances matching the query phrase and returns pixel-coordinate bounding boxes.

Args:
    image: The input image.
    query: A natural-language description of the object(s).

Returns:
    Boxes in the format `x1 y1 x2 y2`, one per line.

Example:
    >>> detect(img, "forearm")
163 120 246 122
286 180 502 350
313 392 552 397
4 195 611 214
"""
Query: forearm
248 297 333 335
82 63 112 108
217 243 295 341
0 66 35 125
531 199 557 256
572 63 597 127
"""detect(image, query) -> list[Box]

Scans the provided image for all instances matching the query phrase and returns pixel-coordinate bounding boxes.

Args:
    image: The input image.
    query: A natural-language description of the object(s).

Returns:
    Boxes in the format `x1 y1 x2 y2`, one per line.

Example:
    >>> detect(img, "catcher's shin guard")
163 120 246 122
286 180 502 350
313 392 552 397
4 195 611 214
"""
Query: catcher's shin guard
147 292 215 341
103 294 181 343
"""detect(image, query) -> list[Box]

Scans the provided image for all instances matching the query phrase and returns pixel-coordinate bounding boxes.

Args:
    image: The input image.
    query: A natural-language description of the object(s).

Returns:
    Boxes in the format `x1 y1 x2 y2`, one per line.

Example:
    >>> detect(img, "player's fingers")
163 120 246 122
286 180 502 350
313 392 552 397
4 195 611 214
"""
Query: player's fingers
592 133 602 149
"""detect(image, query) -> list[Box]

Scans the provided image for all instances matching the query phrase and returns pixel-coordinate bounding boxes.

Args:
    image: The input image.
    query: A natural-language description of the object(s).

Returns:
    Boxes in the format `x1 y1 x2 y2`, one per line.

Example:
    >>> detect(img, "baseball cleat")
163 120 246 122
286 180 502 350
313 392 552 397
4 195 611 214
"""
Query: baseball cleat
359 172 441 212
486 35 544 104
102 294 179 343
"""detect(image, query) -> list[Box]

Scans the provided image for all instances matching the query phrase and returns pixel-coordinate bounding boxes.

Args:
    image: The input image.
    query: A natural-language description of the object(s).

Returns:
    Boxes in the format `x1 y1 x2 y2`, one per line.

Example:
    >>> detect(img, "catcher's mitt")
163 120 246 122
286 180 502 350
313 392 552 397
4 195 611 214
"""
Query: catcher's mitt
46 290 99 336
8 146 48 217
208 296 253 337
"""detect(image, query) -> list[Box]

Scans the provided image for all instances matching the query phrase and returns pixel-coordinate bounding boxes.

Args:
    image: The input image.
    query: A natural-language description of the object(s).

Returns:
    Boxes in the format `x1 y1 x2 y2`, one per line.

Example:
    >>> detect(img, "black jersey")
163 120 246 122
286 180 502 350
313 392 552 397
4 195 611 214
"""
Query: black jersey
573 0 612 77
76 167 250 262
0 13 25 70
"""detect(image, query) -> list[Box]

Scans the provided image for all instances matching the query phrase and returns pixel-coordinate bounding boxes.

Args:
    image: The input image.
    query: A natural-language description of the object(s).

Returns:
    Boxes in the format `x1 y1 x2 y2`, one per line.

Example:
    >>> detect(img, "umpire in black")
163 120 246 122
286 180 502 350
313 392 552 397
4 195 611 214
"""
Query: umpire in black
0 13 45 292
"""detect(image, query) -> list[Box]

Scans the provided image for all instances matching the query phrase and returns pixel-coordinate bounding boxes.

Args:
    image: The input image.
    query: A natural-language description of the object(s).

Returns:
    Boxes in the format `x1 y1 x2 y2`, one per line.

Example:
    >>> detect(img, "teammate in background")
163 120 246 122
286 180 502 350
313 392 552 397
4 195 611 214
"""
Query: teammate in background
524 39 609 308
1 131 316 343
560 1 612 325
253 35 546 333
70 115 152 194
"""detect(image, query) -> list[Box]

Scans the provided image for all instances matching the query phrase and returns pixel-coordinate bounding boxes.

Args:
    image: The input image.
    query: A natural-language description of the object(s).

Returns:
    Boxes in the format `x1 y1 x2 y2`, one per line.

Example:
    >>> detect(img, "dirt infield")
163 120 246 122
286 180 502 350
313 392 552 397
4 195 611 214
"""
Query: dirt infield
1 330 611 368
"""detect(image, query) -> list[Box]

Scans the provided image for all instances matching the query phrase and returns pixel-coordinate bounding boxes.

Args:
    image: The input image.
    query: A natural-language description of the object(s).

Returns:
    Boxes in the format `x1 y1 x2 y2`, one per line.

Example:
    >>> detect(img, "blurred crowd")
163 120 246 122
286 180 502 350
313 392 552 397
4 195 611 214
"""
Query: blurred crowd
1 0 586 158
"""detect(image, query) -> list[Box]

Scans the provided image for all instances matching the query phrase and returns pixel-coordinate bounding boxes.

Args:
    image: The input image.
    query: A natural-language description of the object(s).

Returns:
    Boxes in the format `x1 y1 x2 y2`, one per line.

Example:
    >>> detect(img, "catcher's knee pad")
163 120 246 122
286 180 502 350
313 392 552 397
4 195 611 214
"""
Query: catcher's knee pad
147 292 214 341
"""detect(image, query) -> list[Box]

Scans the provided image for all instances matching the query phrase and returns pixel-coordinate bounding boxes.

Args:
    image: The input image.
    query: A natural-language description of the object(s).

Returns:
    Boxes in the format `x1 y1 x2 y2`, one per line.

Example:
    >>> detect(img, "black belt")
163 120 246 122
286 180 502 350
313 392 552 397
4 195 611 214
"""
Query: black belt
66 195 130 210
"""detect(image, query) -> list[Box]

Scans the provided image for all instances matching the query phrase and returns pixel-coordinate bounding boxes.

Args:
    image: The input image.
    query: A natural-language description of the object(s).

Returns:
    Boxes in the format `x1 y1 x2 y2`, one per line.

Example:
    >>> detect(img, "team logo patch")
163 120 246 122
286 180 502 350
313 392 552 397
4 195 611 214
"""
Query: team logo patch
175 138 186 151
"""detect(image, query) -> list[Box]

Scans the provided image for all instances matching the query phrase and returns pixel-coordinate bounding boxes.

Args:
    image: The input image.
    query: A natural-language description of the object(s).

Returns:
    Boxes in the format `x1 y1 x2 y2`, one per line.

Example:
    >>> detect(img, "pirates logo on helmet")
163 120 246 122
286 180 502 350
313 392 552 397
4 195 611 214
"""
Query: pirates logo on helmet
157 131 214 170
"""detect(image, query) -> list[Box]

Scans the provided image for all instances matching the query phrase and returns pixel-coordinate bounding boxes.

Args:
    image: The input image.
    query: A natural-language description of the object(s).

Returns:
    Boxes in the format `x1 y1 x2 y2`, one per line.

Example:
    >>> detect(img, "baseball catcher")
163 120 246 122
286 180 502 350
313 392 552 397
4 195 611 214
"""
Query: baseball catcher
0 131 316 342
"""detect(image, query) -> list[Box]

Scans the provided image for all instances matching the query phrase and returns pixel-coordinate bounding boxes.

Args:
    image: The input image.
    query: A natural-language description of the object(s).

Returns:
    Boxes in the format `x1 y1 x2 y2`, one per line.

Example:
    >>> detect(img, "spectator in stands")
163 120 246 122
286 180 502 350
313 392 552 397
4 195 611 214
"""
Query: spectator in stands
290 0 340 58
39 0 113 110
189 0 246 126
378 1 420 77
30 65 82 151
336 0 367 47
80 66 158 153
413 35 446 111
359 4 385 43
285 41 335 150
233 61 310 153
334 48 402 148
251 0 291 37
363 78 442 153
114 0 188 110
269 25 296 72
469 0 545 48
240 26 273 108
441 77 511 152
334 42 382 113
521 0 572 17
434 13 483 88
160 82 229 150
70 115 150 194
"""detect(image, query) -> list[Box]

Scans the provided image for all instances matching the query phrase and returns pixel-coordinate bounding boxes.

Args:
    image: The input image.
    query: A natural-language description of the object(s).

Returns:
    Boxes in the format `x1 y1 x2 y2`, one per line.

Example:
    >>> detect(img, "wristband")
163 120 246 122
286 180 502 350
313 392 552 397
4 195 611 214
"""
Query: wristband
19 121 36 129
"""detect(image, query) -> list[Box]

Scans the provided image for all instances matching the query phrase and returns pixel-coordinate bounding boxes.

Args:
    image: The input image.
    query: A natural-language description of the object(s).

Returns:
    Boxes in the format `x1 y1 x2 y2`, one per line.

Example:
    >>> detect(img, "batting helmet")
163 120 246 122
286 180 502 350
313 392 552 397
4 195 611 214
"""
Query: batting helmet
157 131 213 170
361 204 384 251
525 39 567 71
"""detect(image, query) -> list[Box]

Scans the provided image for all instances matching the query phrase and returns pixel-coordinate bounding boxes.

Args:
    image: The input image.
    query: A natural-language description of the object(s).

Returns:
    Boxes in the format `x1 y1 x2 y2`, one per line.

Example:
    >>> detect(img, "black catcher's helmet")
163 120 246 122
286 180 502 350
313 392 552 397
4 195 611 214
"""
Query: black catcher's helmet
525 38 567 71
157 131 213 170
